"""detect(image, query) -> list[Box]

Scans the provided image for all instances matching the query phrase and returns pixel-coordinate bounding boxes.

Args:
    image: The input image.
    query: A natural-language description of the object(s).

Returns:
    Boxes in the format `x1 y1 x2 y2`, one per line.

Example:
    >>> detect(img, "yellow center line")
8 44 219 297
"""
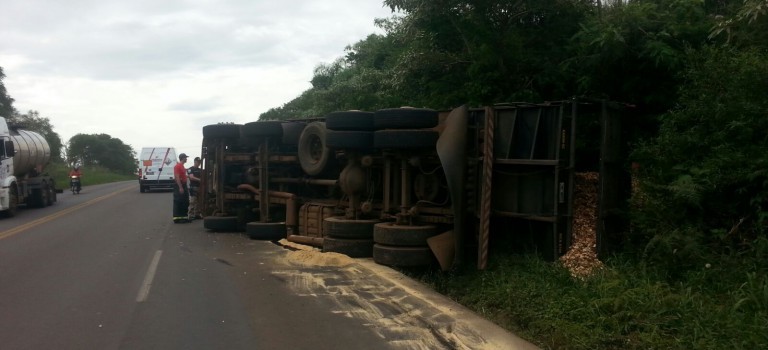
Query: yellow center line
0 185 135 240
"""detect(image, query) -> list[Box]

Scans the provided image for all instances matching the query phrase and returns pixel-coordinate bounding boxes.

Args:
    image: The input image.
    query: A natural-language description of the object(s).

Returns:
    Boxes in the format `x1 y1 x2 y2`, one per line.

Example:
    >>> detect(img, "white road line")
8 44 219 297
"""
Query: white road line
136 250 163 302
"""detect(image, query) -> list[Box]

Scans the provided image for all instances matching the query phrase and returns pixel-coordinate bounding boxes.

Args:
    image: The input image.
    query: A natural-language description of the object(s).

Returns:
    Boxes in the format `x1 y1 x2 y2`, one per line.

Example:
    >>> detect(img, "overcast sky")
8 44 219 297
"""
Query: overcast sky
0 0 394 161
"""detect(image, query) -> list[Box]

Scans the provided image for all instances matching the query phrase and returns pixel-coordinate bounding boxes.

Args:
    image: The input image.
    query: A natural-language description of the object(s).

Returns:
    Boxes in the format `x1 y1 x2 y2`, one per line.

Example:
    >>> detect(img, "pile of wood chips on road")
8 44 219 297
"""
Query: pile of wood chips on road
559 172 604 278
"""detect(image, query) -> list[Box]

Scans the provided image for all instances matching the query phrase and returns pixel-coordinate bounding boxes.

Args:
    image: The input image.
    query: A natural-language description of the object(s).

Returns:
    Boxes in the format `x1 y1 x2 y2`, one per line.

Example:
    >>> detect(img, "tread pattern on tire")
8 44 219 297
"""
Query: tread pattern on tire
322 237 374 258
241 121 284 138
203 124 242 139
325 111 375 131
246 222 287 240
373 108 438 129
324 217 379 239
204 216 240 231
372 244 435 267
373 222 438 246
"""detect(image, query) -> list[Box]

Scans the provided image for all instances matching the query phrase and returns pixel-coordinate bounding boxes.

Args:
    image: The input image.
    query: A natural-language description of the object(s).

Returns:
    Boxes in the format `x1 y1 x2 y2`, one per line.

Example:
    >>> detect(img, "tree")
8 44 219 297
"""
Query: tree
0 67 16 119
631 46 768 272
261 0 593 118
68 134 136 174
625 0 768 268
710 0 768 48
382 0 593 107
8 110 64 162
259 31 406 120
566 0 718 113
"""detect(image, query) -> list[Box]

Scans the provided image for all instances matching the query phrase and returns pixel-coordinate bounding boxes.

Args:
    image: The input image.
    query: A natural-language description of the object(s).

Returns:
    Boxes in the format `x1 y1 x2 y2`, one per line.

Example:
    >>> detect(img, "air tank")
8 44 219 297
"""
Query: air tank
10 129 51 177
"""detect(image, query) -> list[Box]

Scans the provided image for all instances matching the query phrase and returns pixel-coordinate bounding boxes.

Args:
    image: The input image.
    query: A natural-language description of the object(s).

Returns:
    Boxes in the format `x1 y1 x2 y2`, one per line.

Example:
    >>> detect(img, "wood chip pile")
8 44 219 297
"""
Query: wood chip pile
559 172 603 278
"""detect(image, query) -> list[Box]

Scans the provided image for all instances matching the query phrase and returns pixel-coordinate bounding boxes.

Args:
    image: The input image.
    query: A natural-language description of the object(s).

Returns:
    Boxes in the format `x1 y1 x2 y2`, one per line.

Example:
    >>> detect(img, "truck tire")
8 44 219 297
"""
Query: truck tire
326 130 373 149
29 189 44 208
203 124 242 139
240 121 306 146
298 122 332 176
323 217 379 239
241 121 284 138
35 185 49 208
40 183 51 207
322 237 374 258
325 111 375 131
4 185 18 217
373 244 436 267
281 121 307 145
373 129 439 149
45 182 55 206
246 222 287 240
204 216 239 231
373 108 438 129
373 222 439 246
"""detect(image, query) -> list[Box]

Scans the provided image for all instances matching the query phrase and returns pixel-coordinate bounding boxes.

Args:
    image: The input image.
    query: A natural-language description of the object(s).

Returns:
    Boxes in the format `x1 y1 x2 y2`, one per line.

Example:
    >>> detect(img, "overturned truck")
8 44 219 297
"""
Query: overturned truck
199 101 581 269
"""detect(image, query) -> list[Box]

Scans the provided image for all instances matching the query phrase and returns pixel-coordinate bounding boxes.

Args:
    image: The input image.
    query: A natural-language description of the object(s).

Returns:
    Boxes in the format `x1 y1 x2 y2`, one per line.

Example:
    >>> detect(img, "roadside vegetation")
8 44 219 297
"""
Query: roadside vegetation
47 163 136 190
403 241 768 349
2 0 767 349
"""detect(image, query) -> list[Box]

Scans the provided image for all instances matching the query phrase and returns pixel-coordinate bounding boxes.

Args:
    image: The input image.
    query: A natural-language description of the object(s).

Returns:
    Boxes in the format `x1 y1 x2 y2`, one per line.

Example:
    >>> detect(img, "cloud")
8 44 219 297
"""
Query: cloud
1 0 393 157
167 99 220 113
4 1 391 80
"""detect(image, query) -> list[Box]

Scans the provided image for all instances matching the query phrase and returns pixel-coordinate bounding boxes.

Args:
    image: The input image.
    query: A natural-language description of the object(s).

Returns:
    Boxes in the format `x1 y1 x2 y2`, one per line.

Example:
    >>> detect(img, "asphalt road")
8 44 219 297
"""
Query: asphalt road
0 181 537 350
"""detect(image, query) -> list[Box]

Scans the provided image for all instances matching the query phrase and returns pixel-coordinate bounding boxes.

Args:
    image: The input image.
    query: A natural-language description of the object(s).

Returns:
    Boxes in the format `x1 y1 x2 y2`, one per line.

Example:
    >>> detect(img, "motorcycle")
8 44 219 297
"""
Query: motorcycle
70 175 81 194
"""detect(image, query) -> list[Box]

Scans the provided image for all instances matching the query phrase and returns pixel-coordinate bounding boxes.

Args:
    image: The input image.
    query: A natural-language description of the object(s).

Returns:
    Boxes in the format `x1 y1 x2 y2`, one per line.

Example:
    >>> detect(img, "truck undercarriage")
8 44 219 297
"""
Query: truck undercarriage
198 101 580 269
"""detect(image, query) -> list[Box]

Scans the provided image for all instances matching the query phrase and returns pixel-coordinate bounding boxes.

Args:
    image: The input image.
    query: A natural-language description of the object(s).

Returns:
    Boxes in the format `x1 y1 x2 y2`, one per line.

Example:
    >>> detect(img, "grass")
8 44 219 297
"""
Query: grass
401 243 768 349
45 162 137 189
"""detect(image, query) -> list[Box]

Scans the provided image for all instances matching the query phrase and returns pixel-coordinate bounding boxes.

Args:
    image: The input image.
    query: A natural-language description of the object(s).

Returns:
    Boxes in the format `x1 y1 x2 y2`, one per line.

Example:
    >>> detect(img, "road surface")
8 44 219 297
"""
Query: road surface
0 181 537 350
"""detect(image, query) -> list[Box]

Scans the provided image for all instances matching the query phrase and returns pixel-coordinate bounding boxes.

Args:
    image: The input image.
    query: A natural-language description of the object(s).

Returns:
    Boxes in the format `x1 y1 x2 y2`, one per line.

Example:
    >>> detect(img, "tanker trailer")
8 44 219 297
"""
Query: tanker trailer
0 117 59 216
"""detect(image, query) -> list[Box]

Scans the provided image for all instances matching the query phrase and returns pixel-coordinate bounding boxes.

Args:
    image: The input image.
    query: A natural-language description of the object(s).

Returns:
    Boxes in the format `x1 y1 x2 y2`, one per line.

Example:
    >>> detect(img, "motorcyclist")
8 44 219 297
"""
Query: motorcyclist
69 165 82 192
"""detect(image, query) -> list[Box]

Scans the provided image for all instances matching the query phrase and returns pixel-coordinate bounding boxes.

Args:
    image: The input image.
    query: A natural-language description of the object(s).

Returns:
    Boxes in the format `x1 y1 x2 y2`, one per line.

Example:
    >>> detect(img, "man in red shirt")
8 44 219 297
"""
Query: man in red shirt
68 165 82 193
173 153 190 223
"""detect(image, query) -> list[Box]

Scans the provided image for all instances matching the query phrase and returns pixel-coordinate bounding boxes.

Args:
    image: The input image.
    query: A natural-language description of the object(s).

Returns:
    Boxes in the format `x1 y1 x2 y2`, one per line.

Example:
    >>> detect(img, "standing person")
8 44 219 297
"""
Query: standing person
173 153 190 223
187 157 202 220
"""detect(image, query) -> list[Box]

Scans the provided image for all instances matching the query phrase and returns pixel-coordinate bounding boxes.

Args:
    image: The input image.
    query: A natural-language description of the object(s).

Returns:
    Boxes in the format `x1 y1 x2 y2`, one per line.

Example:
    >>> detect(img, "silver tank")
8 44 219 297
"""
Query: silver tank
11 129 51 177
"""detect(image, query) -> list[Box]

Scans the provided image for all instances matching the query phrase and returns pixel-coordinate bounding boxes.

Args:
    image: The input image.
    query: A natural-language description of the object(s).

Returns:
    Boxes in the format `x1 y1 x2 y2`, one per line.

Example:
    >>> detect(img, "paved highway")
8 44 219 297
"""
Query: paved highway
0 181 536 350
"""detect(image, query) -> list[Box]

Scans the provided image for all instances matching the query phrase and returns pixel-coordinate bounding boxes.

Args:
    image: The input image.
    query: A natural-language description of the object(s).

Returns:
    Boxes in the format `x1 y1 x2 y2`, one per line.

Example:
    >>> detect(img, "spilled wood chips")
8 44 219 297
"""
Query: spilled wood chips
559 172 604 278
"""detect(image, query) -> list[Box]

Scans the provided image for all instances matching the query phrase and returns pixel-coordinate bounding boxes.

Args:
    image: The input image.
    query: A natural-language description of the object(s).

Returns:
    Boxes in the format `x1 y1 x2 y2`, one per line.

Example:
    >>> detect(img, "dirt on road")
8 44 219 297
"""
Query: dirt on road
275 239 538 350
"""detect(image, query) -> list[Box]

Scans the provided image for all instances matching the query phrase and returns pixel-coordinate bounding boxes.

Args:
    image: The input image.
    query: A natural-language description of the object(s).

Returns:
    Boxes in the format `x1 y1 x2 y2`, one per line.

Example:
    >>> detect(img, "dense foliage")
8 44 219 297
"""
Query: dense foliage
0 68 14 119
632 47 768 268
567 0 717 112
68 134 137 174
260 0 727 118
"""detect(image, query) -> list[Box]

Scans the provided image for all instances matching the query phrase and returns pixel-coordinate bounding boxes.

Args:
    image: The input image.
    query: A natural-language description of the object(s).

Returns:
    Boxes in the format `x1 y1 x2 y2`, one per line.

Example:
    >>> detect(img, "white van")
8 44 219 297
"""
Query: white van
138 147 178 192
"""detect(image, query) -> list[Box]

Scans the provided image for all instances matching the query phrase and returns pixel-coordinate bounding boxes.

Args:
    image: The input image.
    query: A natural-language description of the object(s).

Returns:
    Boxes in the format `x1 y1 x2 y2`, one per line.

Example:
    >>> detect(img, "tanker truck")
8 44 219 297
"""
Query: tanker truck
0 117 59 216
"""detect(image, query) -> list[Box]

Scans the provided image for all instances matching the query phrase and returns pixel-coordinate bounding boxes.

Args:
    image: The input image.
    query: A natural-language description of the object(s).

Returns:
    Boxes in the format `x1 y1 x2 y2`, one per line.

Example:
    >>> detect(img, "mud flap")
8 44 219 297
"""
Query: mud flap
435 106 468 268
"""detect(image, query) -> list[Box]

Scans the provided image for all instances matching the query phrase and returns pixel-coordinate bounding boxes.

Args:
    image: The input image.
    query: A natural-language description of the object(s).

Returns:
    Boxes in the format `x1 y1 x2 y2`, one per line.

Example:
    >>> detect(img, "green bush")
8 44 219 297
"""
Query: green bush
406 251 768 349
632 46 768 261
